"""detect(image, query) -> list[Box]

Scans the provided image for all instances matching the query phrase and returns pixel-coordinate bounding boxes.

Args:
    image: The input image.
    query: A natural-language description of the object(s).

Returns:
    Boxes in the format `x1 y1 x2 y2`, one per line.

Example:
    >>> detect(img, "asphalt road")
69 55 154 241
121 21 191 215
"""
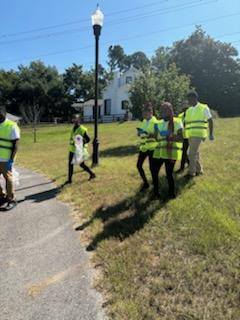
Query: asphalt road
0 167 105 320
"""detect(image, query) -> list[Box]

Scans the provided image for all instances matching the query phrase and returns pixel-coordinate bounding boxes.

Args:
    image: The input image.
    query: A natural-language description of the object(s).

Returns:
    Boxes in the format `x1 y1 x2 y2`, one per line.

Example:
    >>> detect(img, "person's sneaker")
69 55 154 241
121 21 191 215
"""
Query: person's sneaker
0 197 7 207
89 173 96 181
184 174 195 179
168 193 176 199
5 200 17 211
140 183 149 192
176 168 184 174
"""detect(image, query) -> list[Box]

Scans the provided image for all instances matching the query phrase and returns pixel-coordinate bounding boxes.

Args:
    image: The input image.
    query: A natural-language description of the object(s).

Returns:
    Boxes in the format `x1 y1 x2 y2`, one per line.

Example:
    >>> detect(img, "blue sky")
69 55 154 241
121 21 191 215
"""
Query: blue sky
1 0 240 72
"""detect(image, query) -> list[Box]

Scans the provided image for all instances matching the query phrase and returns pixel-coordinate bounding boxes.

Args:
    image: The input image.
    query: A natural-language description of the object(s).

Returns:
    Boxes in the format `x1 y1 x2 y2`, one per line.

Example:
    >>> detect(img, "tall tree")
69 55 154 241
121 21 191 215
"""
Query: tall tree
15 61 64 124
151 46 171 71
108 45 126 72
126 51 150 70
0 70 20 114
170 27 240 116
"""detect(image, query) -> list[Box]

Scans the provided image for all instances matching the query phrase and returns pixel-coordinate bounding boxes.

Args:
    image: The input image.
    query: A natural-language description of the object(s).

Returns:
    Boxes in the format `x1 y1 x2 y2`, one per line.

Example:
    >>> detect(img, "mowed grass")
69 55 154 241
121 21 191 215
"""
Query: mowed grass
18 119 240 320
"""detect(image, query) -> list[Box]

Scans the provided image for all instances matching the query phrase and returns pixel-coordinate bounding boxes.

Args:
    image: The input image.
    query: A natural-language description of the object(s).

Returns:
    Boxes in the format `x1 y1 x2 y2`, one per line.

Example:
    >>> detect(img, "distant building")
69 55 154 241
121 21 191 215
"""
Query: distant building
72 66 140 122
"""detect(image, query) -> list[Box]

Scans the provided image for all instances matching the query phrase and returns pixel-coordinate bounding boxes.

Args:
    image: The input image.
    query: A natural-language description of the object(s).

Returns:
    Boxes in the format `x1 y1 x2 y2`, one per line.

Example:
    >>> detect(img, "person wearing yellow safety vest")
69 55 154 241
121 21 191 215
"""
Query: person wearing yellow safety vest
176 101 190 173
0 106 20 210
151 102 183 199
66 114 95 184
136 103 158 191
185 91 214 177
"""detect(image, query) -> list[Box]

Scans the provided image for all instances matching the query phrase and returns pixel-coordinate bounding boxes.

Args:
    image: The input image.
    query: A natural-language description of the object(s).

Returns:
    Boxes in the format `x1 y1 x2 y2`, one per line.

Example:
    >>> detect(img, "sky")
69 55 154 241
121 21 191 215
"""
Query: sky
1 0 240 73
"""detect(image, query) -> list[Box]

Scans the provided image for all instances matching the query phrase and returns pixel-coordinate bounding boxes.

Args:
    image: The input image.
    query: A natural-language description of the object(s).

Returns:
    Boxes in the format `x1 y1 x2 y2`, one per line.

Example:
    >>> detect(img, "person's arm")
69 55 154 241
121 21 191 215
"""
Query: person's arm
11 139 19 161
208 118 214 136
168 128 183 142
10 125 20 162
83 132 90 144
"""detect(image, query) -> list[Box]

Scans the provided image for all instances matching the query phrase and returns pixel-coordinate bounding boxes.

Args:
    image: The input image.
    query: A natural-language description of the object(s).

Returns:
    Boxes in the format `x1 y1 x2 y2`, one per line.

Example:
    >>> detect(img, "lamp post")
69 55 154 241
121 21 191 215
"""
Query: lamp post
91 4 104 166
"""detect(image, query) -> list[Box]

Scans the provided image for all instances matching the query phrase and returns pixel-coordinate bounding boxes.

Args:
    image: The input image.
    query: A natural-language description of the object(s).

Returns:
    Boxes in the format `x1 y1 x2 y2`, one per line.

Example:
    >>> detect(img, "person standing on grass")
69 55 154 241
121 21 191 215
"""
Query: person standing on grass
136 103 158 191
176 101 190 173
0 106 20 210
185 91 214 177
67 114 95 184
152 102 183 199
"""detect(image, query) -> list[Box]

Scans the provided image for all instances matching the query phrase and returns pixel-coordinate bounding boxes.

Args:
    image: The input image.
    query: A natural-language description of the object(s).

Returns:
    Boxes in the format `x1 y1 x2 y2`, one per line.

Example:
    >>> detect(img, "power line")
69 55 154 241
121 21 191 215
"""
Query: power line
0 12 239 65
0 0 215 46
0 0 170 39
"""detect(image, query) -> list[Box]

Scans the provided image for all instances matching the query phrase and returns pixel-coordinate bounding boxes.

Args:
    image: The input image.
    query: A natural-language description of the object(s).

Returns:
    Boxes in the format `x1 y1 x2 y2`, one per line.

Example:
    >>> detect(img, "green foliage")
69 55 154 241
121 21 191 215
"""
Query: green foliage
130 64 191 118
15 61 65 123
108 45 150 72
169 27 240 116
151 46 171 71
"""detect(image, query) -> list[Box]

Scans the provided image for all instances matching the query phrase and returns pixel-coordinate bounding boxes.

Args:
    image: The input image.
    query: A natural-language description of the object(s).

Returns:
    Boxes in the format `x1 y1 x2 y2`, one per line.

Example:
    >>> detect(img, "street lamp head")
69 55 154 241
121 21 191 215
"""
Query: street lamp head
91 4 104 27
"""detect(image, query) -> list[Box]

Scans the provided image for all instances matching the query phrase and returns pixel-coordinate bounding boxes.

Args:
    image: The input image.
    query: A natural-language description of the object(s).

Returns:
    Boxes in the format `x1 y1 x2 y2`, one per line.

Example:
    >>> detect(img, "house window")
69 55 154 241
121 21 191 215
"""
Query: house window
104 99 111 115
122 100 129 110
126 76 133 84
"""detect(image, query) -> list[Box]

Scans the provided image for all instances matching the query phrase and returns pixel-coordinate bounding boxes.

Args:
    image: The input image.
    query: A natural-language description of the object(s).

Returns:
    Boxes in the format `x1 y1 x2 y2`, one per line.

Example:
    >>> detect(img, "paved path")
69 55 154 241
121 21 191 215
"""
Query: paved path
0 168 105 320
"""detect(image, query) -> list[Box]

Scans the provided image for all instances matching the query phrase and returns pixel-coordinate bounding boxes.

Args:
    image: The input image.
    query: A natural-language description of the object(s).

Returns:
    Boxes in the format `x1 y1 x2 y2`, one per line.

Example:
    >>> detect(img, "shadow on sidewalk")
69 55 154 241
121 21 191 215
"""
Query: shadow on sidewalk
24 187 60 203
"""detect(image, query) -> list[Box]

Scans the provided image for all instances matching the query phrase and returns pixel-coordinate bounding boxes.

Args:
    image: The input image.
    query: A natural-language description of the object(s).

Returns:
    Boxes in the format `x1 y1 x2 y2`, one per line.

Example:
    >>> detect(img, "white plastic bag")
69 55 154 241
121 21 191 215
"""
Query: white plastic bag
71 135 89 165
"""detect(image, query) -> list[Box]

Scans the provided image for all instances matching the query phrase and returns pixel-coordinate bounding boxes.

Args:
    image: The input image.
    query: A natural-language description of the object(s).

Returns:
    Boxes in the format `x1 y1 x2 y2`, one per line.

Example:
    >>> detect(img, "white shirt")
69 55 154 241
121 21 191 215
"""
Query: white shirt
190 103 212 120
0 119 20 162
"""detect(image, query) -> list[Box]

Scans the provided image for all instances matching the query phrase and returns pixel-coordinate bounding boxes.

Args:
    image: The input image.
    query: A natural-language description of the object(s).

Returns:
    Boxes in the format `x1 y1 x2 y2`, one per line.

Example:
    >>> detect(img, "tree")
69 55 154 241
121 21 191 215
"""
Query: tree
108 46 150 72
126 51 150 70
151 46 171 71
63 63 108 102
0 70 20 114
108 45 126 72
170 27 240 116
130 64 191 118
16 61 64 124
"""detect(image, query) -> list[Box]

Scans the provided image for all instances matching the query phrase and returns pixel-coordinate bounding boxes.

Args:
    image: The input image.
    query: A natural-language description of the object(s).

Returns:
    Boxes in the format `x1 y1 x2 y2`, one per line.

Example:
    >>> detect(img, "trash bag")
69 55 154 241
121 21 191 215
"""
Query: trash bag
71 134 89 165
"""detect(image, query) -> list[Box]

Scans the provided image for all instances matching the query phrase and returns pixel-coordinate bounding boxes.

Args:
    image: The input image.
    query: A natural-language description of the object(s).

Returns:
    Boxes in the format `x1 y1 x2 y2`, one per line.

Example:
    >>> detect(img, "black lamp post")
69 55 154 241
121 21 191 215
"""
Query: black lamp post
91 5 104 166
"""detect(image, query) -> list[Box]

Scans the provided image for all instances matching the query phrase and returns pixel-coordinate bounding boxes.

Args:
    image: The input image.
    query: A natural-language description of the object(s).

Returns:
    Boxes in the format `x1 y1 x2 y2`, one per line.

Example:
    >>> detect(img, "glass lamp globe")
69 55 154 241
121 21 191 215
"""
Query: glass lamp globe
91 5 104 27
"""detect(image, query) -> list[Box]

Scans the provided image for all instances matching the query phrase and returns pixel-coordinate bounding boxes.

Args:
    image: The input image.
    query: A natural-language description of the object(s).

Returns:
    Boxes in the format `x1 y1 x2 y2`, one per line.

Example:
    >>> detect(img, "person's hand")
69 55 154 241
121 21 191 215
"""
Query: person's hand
160 130 170 137
6 160 13 171
209 133 215 141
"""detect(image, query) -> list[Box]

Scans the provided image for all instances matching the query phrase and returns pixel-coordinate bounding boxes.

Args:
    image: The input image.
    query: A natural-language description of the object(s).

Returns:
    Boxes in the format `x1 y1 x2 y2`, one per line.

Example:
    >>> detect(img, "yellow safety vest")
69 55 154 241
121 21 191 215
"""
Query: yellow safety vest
0 119 19 161
69 125 88 153
185 103 209 138
139 116 159 152
153 118 183 161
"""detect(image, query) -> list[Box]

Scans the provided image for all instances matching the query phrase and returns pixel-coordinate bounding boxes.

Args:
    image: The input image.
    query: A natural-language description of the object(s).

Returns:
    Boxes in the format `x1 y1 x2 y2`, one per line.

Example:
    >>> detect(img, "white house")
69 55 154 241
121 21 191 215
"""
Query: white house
72 66 140 122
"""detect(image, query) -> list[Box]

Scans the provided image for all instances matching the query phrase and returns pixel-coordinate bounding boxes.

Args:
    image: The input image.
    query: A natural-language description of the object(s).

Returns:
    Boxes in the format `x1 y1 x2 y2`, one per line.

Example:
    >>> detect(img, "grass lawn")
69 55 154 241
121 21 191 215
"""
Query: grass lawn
18 119 240 320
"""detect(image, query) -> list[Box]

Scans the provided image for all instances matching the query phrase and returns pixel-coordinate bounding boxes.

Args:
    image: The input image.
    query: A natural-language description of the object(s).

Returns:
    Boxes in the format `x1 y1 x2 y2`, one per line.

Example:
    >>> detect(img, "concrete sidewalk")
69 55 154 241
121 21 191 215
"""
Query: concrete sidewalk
0 167 105 320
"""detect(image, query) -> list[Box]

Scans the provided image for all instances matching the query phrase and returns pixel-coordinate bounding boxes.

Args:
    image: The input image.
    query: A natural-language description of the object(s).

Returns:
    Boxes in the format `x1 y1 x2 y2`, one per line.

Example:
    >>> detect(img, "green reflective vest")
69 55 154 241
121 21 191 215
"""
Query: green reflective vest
139 116 159 152
69 125 88 153
0 119 19 160
185 103 209 138
153 118 183 161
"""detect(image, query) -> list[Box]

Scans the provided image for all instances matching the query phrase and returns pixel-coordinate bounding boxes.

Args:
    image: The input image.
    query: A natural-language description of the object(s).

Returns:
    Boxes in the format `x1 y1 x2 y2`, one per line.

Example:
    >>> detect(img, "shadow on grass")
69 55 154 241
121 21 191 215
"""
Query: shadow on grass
99 145 137 158
76 174 195 251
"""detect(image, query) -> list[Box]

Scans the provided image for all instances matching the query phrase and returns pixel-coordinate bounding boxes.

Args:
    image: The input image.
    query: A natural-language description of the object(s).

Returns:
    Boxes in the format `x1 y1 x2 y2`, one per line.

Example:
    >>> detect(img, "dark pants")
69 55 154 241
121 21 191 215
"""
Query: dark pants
137 150 154 185
151 158 176 196
68 152 94 182
180 139 190 170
